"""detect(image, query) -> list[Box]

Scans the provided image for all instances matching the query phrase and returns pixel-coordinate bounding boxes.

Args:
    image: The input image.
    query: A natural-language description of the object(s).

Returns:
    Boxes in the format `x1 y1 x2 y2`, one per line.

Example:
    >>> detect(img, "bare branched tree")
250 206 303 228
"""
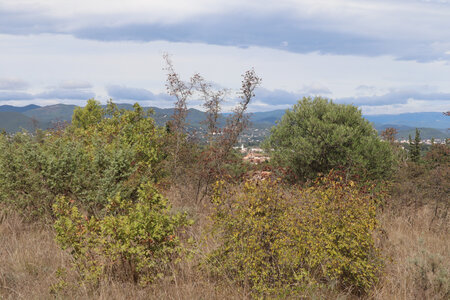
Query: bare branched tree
219 69 262 154
198 80 227 143
163 55 261 202
192 69 261 202
163 53 202 176
163 53 201 133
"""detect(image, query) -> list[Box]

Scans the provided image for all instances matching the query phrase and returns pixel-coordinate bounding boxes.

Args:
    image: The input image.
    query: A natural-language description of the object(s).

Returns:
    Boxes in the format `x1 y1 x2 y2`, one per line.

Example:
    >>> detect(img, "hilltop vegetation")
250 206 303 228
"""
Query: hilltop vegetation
0 63 448 299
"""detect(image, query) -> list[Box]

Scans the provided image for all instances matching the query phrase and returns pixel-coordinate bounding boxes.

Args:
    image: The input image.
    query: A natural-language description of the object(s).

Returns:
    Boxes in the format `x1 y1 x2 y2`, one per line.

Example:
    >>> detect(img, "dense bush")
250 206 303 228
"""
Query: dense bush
0 100 197 289
0 101 166 219
264 96 396 181
0 132 52 218
207 172 384 297
53 182 192 286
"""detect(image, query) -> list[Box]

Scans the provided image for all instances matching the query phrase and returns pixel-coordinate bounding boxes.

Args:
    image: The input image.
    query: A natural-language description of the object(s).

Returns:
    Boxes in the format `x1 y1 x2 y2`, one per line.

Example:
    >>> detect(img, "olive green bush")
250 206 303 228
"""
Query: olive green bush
0 101 166 219
0 100 196 287
0 132 53 218
264 96 396 181
53 182 192 286
207 172 384 297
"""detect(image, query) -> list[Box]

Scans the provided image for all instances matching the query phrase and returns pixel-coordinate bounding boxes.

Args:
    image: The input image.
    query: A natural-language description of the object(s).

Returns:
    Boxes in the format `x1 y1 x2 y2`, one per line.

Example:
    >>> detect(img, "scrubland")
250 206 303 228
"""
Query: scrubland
1 161 448 299
0 65 448 299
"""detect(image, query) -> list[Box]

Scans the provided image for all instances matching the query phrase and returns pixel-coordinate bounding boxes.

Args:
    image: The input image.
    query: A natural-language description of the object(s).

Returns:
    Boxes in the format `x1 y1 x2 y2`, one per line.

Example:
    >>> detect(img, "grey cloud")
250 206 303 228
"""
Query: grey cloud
59 80 92 89
0 6 61 35
36 89 95 100
0 89 94 101
337 90 450 106
72 17 386 57
254 88 302 105
0 91 34 100
301 84 332 95
107 85 172 101
0 78 29 90
255 88 450 108
1 4 450 62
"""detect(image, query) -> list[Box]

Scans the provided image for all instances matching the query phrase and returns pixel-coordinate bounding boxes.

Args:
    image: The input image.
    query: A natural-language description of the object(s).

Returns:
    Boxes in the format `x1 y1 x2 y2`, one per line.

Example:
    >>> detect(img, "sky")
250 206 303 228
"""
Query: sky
0 0 450 114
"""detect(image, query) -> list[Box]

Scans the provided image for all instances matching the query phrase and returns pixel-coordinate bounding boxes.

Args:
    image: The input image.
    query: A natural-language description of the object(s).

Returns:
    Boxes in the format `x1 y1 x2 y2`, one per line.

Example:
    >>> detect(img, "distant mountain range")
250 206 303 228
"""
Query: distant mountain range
364 112 449 129
0 104 448 140
0 104 40 113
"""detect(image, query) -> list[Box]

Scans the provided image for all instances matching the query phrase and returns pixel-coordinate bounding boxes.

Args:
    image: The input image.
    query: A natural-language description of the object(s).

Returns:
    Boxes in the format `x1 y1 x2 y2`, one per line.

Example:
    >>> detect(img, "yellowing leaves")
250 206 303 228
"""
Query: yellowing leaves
207 171 384 297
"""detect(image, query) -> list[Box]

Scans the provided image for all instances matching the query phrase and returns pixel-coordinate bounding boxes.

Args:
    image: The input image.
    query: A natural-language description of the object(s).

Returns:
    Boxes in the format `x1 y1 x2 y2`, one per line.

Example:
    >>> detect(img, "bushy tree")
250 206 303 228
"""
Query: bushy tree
264 97 395 180
208 172 385 296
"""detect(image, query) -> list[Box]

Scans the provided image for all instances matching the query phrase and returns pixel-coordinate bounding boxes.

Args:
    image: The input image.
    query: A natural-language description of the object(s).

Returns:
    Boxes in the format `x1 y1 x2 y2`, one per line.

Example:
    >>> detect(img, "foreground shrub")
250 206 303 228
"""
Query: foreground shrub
53 182 192 286
0 132 53 219
207 172 384 297
0 101 166 220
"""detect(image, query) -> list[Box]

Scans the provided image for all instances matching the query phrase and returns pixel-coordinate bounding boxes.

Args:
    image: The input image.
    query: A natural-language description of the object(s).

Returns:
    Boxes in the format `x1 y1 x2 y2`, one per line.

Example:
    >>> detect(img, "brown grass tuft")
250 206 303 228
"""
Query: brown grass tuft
373 206 449 300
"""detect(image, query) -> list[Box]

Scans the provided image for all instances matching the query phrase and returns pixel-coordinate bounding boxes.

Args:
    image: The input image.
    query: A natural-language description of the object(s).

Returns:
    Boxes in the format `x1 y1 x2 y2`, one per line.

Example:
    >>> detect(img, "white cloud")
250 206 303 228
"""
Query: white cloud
58 80 92 89
0 32 449 113
300 83 332 95
2 0 249 25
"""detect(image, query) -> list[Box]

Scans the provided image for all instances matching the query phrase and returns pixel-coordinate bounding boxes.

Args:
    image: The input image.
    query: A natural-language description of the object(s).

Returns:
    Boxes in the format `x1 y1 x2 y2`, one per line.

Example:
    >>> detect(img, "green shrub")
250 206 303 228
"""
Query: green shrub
0 101 166 220
0 132 54 219
53 182 192 286
264 96 396 181
207 172 384 297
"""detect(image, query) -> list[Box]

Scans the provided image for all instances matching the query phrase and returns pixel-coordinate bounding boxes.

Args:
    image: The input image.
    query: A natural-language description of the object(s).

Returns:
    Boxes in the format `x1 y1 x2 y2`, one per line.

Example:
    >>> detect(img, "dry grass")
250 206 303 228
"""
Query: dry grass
1 180 448 299
0 212 68 299
373 206 449 300
0 208 247 300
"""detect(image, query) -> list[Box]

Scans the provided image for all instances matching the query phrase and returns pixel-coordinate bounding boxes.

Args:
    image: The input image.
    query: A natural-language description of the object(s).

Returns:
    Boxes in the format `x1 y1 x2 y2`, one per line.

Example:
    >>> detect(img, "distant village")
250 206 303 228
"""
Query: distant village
397 138 447 145
233 144 271 164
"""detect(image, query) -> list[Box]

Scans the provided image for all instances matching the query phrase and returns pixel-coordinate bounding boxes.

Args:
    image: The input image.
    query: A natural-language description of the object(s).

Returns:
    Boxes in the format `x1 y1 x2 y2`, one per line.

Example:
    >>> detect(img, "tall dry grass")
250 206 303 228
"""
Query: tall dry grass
1 169 448 299
372 206 449 300
0 207 247 300
0 211 70 299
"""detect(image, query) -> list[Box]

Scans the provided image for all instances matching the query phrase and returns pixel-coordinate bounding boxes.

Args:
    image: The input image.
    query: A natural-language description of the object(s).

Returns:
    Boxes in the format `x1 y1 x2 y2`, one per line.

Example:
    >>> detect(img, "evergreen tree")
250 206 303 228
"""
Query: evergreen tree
409 128 421 162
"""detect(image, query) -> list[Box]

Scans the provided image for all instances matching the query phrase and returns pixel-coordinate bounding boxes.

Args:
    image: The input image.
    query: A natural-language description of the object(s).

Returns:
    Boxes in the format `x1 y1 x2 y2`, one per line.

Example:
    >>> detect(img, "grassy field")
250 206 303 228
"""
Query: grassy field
1 179 448 299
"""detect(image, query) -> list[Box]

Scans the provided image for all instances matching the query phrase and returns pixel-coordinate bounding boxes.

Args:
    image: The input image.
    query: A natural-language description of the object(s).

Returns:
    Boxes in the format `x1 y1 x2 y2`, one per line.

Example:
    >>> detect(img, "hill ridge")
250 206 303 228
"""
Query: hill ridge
0 104 448 139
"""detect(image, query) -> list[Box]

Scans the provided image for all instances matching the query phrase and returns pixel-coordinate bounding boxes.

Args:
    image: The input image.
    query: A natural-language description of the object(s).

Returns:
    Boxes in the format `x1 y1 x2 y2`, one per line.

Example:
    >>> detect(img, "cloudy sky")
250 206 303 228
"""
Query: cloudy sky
1 0 450 114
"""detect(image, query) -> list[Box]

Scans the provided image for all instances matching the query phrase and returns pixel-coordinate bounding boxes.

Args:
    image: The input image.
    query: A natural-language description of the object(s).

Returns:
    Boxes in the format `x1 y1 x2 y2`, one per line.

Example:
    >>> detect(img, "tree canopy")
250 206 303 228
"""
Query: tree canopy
264 96 396 180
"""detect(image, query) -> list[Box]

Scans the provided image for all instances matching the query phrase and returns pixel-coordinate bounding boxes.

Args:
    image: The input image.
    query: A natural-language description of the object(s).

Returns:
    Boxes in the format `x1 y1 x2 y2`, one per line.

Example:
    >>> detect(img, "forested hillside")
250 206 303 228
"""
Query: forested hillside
1 104 448 140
